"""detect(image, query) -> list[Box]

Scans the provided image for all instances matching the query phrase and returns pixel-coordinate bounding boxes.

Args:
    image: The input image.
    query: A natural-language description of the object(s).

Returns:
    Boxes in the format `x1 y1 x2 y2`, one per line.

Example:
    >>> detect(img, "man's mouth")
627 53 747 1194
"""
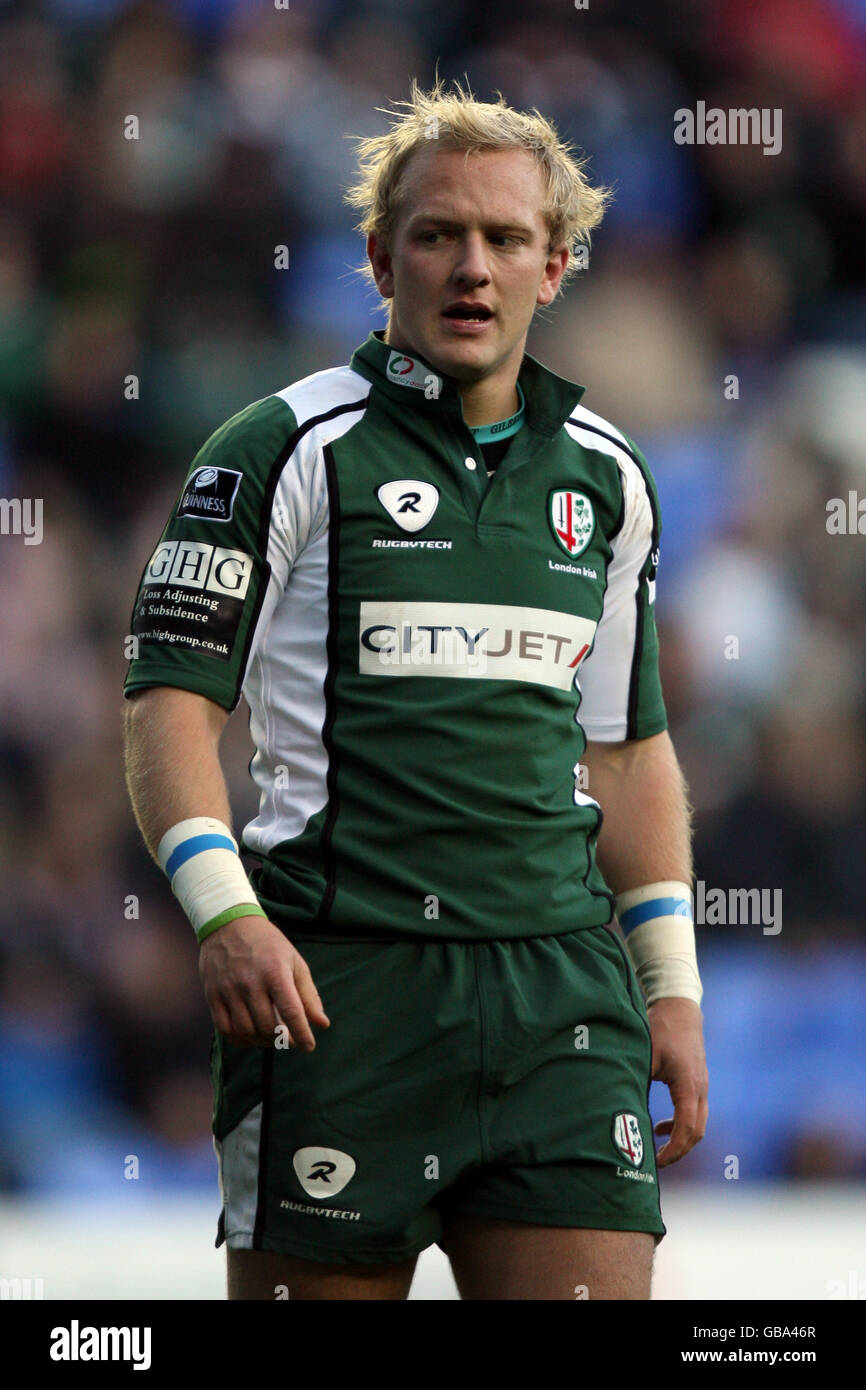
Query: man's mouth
442 303 494 323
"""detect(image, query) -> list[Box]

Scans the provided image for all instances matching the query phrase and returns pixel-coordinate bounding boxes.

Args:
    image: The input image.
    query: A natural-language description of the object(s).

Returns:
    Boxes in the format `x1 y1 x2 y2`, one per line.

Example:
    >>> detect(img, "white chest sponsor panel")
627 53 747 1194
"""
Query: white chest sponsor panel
358 601 596 690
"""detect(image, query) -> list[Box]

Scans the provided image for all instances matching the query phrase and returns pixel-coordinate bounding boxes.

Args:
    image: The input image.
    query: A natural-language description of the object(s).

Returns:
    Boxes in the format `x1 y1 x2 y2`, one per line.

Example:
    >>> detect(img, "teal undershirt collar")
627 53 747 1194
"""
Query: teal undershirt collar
468 381 526 444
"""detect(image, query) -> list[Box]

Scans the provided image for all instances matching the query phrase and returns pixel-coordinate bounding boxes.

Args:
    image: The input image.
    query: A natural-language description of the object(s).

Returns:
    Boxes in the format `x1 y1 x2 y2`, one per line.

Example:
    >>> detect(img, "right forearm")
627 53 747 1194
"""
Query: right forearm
123 691 328 1049
123 688 231 861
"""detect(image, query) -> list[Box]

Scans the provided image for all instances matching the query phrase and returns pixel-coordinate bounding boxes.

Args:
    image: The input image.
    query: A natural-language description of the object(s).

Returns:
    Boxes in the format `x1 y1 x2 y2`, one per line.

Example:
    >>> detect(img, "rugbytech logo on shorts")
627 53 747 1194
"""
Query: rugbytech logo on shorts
279 1147 362 1222
359 601 596 689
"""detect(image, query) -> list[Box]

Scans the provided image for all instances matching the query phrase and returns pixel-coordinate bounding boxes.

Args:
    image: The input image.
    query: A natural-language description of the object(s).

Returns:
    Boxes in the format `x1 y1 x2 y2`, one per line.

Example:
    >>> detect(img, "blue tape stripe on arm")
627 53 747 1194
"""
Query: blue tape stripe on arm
165 834 236 879
619 896 693 935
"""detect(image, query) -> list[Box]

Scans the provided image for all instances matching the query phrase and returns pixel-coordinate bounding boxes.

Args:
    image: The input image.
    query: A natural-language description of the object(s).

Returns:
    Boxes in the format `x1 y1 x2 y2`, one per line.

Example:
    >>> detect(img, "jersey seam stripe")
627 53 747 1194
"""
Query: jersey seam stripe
575 464 619 737
314 441 343 928
472 950 491 1166
624 450 660 741
254 396 368 562
564 418 627 542
252 1049 274 1250
566 417 642 470
229 397 368 710
579 789 612 919
626 589 646 740
609 465 627 542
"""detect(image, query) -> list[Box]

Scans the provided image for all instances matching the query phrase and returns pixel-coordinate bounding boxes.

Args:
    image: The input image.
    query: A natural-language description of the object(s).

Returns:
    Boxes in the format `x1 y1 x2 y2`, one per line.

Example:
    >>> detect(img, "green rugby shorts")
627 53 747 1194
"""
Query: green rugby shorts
212 923 665 1264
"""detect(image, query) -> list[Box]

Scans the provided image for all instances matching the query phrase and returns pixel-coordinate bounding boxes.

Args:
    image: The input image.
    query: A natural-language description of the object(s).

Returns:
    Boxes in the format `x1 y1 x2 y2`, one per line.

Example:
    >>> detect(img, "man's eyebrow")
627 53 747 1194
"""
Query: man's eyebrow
406 213 538 236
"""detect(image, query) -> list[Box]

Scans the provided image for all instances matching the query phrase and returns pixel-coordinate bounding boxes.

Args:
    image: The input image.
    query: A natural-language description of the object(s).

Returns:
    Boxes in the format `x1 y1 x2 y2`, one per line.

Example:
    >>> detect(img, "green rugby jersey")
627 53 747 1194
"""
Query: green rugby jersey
124 330 667 940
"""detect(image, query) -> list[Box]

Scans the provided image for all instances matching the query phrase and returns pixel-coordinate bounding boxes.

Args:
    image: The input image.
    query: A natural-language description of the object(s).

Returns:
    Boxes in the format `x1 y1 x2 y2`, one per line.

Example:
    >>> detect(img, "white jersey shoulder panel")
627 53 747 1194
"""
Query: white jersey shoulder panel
241 366 370 853
564 407 658 742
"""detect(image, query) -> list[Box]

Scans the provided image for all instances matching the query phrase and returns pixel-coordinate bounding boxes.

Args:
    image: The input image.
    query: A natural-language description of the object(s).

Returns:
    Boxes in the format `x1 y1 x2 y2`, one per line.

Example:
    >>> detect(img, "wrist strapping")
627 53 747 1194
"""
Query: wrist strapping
616 880 703 1007
157 816 266 945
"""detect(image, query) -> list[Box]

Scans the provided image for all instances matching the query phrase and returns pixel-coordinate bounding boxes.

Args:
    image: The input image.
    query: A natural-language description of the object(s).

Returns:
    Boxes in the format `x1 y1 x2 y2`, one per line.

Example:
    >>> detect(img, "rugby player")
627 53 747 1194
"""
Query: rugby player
123 79 708 1300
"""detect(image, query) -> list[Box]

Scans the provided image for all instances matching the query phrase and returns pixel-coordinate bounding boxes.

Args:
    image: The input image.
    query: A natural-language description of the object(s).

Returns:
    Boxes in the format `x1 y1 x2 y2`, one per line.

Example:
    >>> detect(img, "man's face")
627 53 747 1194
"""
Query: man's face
368 144 568 382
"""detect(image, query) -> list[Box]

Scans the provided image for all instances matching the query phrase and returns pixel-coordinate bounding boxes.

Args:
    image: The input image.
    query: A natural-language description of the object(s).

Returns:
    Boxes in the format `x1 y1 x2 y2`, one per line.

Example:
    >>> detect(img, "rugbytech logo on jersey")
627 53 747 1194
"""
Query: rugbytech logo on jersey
373 479 452 550
377 480 440 532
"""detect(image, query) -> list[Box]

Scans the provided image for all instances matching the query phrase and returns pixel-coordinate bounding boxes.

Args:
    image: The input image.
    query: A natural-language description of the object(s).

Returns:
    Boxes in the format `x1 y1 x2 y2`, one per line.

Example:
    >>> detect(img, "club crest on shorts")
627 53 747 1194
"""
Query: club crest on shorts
611 1112 644 1168
292 1146 356 1200
549 490 595 558
377 480 440 532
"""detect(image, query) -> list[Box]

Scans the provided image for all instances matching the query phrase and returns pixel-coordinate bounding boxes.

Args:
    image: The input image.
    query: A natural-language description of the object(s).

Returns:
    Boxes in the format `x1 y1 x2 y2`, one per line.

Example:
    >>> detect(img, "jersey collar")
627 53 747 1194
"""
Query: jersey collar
350 330 585 438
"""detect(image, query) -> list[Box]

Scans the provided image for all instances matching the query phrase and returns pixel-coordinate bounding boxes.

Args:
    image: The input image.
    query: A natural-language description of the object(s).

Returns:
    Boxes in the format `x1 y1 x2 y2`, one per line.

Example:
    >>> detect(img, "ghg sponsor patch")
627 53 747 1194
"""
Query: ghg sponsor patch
132 539 253 661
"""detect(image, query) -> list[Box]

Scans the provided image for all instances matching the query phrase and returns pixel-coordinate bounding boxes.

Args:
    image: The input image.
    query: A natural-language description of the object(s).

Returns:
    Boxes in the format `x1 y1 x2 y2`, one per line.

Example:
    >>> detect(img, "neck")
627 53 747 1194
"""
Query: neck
383 323 523 428
458 367 521 429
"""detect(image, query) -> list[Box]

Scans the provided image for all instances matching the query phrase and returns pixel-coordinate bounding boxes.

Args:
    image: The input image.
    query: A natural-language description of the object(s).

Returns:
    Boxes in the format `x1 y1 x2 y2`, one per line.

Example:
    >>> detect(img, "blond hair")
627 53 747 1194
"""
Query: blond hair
345 76 611 300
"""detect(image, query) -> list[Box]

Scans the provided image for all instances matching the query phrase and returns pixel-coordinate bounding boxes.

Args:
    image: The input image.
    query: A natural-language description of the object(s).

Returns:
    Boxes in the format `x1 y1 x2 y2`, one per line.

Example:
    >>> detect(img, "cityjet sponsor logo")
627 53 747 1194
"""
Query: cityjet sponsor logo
49 1321 151 1371
142 539 253 599
176 465 242 522
359 601 596 690
386 351 442 397
674 102 782 156
694 879 782 935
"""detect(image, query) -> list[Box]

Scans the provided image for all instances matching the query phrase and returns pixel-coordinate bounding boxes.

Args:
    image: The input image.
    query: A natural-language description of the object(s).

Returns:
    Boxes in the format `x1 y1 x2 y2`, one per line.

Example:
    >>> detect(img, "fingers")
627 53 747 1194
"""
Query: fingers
200 921 330 1050
270 985 316 1051
654 1086 709 1167
215 989 274 1049
291 950 330 1028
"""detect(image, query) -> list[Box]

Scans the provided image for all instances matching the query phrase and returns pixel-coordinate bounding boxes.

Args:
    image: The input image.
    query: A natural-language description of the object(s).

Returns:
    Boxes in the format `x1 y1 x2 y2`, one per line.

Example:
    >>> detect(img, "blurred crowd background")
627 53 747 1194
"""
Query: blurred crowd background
0 0 864 1203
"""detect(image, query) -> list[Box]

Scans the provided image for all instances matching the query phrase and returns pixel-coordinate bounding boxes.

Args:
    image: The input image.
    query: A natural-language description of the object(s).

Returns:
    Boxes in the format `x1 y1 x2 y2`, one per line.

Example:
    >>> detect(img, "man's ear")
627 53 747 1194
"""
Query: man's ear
367 232 395 299
537 243 569 307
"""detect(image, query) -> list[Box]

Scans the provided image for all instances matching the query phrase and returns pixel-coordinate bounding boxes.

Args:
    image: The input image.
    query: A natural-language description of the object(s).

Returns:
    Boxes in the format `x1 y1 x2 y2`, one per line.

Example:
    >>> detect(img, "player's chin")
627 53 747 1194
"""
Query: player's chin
433 328 500 377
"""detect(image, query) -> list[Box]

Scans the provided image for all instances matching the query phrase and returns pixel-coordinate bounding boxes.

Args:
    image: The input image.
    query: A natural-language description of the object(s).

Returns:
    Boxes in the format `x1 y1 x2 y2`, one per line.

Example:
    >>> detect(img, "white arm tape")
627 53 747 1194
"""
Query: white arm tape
615 880 703 1007
156 816 265 943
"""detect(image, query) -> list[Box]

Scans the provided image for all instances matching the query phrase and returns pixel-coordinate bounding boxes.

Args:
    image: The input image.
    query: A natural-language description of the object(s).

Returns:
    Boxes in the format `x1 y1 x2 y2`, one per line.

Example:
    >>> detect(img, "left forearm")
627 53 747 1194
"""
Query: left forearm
583 731 693 894
584 730 702 1008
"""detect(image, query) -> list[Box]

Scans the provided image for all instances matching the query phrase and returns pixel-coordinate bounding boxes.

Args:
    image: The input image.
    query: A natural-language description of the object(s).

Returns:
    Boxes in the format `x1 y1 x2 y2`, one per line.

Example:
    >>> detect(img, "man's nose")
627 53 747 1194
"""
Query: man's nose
452 232 491 285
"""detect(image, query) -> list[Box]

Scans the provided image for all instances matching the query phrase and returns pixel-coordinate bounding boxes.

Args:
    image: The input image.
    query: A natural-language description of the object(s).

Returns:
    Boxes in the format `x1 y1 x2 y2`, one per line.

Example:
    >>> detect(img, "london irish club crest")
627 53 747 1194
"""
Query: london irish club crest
612 1112 644 1168
549 490 595 558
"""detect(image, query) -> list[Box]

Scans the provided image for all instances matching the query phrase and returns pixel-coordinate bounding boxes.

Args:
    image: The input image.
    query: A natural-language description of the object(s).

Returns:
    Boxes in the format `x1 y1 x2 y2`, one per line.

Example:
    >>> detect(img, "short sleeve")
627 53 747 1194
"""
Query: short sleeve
577 436 667 742
123 393 308 711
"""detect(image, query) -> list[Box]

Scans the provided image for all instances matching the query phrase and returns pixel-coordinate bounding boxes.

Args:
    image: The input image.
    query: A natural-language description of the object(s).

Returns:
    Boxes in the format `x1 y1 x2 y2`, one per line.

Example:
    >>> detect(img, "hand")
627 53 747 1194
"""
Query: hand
199 915 330 1050
647 996 708 1167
